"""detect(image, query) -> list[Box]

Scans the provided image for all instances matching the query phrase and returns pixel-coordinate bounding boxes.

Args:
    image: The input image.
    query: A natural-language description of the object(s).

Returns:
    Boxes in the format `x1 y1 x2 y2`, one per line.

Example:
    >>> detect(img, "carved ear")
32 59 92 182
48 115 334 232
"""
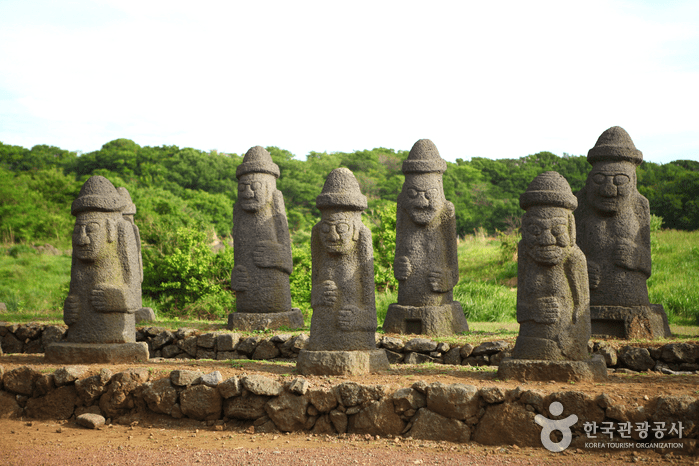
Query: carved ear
106 218 116 243
568 212 576 245
353 221 360 241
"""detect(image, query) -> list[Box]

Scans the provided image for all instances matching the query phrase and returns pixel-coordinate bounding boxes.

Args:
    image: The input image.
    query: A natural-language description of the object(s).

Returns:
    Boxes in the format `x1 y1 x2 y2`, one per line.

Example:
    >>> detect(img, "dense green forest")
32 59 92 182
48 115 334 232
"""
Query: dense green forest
3 138 698 243
1 138 698 318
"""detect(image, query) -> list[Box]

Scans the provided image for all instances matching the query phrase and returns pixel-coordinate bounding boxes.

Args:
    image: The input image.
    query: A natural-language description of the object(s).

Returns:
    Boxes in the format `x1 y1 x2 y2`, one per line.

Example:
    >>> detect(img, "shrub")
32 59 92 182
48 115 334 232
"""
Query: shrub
142 227 234 317
370 202 397 292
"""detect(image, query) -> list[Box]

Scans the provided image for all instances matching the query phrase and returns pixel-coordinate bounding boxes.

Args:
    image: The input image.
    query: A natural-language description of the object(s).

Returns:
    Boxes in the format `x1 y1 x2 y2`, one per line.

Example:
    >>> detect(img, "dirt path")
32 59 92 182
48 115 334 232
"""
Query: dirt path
0 418 689 465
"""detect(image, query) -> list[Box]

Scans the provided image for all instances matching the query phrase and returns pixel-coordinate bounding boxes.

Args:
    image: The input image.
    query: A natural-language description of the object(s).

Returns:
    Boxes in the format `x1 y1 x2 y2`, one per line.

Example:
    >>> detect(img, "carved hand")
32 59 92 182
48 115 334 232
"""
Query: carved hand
253 240 282 268
587 261 601 290
338 305 359 331
90 289 108 312
394 256 412 281
428 269 450 293
535 296 560 324
322 280 338 306
231 265 249 292
613 240 636 270
63 295 80 325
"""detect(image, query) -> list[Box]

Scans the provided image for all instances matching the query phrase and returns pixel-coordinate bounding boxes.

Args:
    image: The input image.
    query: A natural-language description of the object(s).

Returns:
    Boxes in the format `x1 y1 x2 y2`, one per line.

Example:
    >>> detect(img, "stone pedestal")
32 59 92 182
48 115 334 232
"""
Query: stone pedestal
296 349 390 376
383 302 468 335
496 355 607 382
45 342 149 364
227 308 304 331
590 304 671 339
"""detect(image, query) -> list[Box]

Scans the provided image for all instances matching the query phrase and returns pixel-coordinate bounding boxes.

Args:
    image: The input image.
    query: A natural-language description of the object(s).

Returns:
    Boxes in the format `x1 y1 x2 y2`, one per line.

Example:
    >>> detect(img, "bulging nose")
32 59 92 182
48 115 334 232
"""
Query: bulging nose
77 226 90 245
600 181 617 197
242 185 255 198
328 227 340 241
414 192 429 207
539 229 555 245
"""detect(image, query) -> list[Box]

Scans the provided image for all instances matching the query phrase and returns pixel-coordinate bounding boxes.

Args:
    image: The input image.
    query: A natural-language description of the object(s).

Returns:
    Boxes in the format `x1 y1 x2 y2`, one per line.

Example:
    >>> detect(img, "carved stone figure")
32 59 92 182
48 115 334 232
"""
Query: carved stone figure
45 176 148 363
514 171 589 361
498 172 606 382
117 187 152 320
297 168 389 375
574 127 671 339
228 146 303 331
383 139 468 335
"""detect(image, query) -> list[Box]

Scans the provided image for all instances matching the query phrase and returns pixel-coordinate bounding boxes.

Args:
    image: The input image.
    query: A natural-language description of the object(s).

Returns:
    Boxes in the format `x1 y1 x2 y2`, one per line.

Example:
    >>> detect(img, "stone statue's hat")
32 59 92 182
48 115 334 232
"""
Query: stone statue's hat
520 171 578 211
236 146 280 179
72 176 128 216
588 126 643 166
402 139 447 174
117 187 136 216
316 167 367 211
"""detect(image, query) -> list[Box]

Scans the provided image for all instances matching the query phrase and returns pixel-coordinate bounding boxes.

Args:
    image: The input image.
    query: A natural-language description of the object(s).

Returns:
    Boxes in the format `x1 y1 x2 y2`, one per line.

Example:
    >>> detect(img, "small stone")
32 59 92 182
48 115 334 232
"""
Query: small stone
76 413 106 429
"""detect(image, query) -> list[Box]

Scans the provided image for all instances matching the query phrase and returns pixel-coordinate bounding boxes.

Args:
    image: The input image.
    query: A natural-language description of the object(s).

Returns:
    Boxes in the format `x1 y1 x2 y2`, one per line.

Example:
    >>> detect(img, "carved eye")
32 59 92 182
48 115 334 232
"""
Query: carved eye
73 225 82 235
592 173 606 184
86 223 100 234
527 224 542 235
407 188 418 198
614 174 630 186
425 188 438 200
321 223 331 234
551 224 566 236
335 223 350 234
251 181 262 190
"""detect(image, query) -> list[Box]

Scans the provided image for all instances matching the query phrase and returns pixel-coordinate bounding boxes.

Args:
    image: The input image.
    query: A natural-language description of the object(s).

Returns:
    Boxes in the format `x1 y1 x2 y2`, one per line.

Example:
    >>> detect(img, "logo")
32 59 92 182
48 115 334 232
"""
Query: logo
535 401 578 452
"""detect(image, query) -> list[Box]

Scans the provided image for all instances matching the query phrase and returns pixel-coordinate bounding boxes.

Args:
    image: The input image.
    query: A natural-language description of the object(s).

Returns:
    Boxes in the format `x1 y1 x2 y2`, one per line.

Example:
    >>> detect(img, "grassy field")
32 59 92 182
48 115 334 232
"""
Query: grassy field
1 229 698 329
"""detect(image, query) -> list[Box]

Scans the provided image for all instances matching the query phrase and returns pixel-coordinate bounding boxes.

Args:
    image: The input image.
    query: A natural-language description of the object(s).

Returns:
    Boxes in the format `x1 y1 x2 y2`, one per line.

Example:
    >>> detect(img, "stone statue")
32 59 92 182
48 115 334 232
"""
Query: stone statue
514 171 589 361
498 172 606 382
574 127 670 339
45 176 148 363
297 168 389 375
383 139 469 335
228 146 303 331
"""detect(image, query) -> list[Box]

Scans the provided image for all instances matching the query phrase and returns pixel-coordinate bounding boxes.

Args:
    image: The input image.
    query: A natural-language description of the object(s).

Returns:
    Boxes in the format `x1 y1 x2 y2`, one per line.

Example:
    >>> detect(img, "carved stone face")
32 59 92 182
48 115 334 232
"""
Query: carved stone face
586 161 635 214
238 173 273 212
319 211 357 256
73 213 108 262
522 207 571 266
402 173 445 226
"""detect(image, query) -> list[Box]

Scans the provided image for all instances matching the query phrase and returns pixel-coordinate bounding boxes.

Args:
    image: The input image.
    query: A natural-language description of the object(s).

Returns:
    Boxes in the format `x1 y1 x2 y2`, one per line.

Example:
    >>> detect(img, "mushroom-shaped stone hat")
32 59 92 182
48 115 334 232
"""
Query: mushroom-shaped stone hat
116 187 136 216
588 126 643 166
402 139 447 174
316 168 367 211
520 171 578 211
72 176 128 216
236 146 280 179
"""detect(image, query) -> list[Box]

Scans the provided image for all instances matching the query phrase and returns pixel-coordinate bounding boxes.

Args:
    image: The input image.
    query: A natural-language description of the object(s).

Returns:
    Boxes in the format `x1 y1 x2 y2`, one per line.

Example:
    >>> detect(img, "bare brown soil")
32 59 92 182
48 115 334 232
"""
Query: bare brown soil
1 353 698 465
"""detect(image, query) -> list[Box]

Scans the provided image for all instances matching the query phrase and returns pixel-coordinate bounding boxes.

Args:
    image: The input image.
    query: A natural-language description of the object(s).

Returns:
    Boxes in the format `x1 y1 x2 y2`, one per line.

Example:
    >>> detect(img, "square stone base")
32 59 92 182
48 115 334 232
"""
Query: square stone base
591 304 671 339
45 342 149 364
382 302 469 335
497 355 608 382
227 308 305 331
296 349 390 375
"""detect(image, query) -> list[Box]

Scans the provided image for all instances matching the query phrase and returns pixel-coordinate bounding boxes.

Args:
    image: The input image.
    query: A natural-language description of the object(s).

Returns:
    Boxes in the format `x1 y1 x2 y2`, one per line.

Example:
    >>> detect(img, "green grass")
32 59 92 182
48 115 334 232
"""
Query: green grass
454 236 517 322
0 246 70 319
648 229 699 325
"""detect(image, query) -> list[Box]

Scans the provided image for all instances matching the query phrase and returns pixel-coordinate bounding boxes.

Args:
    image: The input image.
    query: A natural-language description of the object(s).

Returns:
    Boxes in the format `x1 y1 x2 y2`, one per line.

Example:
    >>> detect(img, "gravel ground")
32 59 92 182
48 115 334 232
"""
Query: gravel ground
0 419 694 466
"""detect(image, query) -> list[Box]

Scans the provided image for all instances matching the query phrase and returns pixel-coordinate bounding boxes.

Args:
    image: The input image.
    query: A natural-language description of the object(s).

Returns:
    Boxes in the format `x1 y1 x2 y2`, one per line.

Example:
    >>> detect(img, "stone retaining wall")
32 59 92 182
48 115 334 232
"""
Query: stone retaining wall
1 323 698 375
0 365 695 451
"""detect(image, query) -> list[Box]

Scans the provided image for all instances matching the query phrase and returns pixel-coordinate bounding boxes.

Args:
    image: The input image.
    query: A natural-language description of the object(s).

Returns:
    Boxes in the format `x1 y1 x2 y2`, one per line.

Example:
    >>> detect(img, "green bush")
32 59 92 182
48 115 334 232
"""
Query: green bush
370 202 398 292
289 242 312 321
142 227 234 318
650 214 664 232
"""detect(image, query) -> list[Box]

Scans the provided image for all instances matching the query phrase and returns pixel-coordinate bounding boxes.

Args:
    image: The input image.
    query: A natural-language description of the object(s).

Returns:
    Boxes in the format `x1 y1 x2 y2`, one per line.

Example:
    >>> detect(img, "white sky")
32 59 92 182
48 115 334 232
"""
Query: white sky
0 0 697 164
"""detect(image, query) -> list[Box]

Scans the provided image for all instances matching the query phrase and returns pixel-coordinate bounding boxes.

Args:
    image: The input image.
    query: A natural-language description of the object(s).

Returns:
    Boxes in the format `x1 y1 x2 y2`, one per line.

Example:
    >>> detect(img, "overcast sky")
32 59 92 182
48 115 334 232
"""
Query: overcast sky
1 0 697 164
